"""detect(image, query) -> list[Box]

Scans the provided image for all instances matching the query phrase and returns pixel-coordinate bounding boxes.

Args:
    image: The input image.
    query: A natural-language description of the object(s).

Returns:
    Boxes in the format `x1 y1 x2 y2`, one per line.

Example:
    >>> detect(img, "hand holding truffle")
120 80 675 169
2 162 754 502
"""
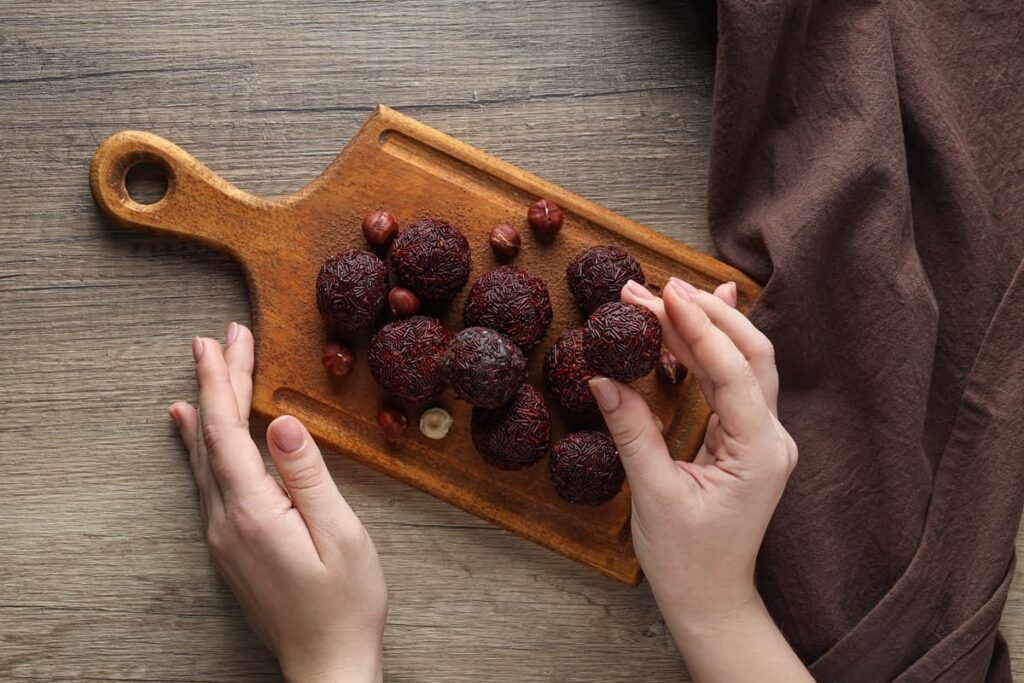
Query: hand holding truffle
168 324 387 683
590 279 810 682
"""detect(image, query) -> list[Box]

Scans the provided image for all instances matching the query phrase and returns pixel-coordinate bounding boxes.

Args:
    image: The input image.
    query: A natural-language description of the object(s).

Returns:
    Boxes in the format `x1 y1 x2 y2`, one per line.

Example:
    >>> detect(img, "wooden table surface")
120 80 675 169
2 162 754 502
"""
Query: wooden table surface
2 2 1022 681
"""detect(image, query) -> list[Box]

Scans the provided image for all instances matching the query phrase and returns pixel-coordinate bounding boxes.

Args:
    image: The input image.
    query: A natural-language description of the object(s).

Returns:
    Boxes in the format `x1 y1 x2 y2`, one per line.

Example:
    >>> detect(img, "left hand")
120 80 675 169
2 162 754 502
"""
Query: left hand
168 323 387 683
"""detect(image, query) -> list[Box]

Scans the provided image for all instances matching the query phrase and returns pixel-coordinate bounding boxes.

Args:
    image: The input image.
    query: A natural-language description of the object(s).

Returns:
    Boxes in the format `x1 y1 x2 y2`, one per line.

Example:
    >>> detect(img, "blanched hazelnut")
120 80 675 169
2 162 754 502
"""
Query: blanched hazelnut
419 407 453 440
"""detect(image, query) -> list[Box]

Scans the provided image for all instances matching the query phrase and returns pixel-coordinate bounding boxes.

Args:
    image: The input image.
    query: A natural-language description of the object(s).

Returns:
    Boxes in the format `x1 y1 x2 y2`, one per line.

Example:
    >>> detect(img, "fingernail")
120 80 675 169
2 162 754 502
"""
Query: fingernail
167 407 181 427
669 277 700 294
728 282 738 306
226 322 239 346
589 377 621 412
623 279 654 300
192 337 205 362
271 416 306 453
667 279 694 302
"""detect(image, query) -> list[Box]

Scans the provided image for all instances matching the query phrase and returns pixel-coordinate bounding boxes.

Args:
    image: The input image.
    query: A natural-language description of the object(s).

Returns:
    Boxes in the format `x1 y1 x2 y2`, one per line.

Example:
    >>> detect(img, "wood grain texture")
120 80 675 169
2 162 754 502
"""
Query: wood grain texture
89 110 758 585
4 1 1021 681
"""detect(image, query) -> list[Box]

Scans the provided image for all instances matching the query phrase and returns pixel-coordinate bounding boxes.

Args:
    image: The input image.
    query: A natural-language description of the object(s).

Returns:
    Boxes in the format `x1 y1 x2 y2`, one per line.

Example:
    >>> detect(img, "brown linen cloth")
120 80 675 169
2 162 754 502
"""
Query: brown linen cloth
706 1 1024 680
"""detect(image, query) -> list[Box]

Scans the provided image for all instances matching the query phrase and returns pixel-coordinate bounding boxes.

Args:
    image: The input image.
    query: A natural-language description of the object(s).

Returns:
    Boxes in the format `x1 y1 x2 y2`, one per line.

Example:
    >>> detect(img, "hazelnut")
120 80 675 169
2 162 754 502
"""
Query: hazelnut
657 350 687 385
489 223 521 259
527 198 564 240
322 342 355 379
377 407 408 438
419 407 453 440
388 286 421 317
361 210 399 248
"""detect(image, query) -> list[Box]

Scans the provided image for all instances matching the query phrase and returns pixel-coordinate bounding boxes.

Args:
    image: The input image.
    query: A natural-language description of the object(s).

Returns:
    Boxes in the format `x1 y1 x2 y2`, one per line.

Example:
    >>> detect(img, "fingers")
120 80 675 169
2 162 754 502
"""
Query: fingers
266 415 361 560
169 401 223 523
223 322 255 426
686 285 779 413
662 280 776 445
194 337 271 499
589 377 681 494
713 281 738 307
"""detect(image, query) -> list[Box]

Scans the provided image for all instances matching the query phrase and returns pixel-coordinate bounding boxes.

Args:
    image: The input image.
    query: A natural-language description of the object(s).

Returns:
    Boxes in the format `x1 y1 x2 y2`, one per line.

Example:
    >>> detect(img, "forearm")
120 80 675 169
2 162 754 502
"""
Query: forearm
666 595 812 683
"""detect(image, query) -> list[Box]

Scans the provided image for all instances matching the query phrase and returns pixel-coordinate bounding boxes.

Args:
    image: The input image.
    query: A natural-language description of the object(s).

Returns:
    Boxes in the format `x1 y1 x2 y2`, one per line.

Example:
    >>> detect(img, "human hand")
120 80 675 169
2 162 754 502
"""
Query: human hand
589 279 807 681
168 323 387 683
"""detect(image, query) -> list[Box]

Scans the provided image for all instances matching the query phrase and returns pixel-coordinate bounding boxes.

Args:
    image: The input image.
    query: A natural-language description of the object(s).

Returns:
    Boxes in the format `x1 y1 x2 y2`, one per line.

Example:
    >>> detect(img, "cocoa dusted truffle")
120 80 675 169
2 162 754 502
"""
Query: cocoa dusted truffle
463 265 553 351
549 431 624 506
443 327 527 409
542 328 597 413
315 249 389 334
390 218 471 302
471 385 551 470
583 302 662 382
565 245 645 314
368 316 450 402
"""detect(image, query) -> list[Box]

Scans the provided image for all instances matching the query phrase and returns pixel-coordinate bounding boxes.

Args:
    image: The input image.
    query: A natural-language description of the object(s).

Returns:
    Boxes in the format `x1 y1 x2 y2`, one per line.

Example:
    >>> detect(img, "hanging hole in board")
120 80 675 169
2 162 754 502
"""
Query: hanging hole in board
125 159 170 205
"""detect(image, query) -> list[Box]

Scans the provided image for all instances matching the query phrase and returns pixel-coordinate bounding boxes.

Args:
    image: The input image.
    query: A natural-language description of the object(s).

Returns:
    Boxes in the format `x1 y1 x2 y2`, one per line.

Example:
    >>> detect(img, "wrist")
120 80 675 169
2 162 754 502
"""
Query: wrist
280 640 383 683
661 584 767 648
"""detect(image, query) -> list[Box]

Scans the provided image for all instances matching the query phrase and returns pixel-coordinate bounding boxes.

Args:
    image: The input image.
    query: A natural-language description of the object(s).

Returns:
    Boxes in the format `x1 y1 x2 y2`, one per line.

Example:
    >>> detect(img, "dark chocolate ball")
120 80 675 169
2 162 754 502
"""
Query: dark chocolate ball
444 327 527 408
583 302 662 382
471 385 551 470
368 316 450 402
542 328 597 413
315 249 389 334
390 218 471 302
565 245 645 314
463 265 553 351
549 431 624 506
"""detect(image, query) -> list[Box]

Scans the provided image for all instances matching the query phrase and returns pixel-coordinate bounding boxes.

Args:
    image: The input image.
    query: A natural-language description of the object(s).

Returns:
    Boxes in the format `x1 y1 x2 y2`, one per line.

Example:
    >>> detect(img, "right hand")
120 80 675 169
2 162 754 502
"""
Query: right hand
168 323 388 683
589 278 808 681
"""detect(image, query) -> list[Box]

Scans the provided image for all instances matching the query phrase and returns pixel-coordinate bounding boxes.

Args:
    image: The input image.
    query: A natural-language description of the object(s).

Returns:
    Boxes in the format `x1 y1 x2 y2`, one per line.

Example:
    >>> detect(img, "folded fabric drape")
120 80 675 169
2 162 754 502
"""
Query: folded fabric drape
706 2 1024 680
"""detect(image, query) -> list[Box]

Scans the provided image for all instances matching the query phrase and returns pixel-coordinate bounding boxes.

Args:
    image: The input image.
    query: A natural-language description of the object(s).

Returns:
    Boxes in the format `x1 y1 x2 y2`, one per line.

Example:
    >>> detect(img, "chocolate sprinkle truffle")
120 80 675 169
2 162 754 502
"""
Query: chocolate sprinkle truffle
463 265 553 351
315 249 389 334
565 245 646 314
444 327 527 408
549 431 625 506
390 218 471 302
542 328 598 413
368 316 450 402
471 384 551 470
583 302 662 382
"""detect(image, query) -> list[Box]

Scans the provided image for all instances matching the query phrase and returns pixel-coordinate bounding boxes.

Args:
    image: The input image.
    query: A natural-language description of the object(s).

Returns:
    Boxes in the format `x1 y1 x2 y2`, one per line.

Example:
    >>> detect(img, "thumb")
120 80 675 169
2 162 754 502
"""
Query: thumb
589 377 676 493
267 415 360 557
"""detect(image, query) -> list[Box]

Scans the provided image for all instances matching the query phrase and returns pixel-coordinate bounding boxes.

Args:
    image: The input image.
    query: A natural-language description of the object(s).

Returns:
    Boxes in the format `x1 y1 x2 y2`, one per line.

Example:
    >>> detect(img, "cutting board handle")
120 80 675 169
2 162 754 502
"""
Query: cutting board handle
90 131 267 257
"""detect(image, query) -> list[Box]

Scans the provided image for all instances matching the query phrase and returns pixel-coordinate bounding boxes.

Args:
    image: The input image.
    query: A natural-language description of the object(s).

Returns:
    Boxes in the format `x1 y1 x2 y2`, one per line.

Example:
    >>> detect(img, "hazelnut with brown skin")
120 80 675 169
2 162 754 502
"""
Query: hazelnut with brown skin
377 407 408 438
489 223 521 259
322 342 355 379
657 350 687 385
388 286 421 317
361 210 399 248
527 198 564 240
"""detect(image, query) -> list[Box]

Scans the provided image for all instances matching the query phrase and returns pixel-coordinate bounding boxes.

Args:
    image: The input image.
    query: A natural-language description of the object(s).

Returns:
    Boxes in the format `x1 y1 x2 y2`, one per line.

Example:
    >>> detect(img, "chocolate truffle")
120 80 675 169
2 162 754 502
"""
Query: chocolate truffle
368 316 450 402
444 327 527 408
565 245 645 314
471 384 551 470
315 249 389 334
463 265 553 351
542 328 598 413
390 218 471 302
549 431 625 506
583 302 662 382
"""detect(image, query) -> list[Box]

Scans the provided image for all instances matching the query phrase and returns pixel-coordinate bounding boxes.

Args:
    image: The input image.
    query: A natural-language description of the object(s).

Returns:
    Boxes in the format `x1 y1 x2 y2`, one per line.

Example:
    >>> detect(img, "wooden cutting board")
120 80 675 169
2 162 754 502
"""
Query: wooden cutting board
90 106 760 585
